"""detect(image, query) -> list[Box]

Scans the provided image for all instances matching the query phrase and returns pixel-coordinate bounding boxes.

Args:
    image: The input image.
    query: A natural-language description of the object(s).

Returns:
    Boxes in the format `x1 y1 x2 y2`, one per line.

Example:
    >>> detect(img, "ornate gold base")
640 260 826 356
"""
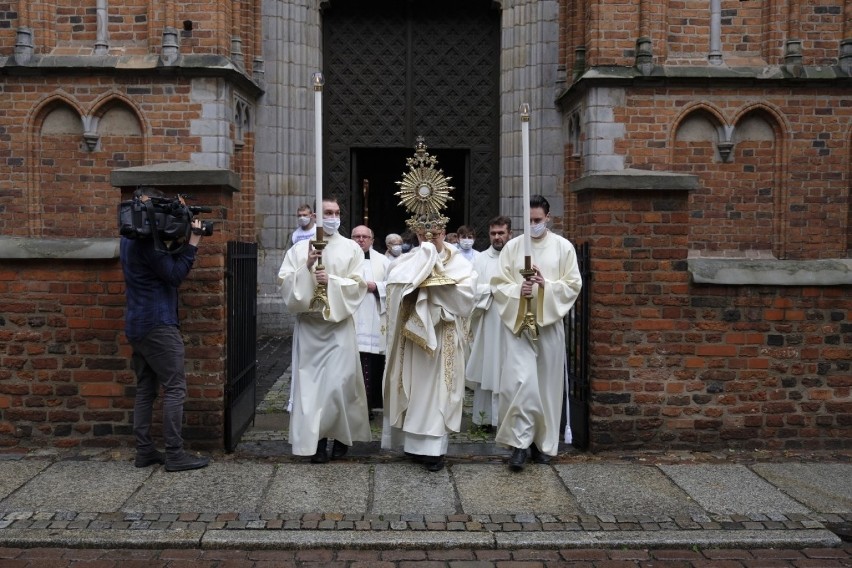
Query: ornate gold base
518 266 538 341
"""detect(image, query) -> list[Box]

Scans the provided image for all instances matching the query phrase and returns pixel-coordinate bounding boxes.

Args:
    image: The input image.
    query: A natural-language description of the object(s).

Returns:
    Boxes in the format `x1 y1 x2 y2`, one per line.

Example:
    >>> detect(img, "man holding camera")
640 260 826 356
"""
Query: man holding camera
120 188 211 472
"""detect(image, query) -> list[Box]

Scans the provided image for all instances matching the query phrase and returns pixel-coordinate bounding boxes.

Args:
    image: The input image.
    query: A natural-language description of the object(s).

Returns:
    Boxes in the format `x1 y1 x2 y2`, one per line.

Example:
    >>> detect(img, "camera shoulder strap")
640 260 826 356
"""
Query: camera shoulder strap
143 201 187 255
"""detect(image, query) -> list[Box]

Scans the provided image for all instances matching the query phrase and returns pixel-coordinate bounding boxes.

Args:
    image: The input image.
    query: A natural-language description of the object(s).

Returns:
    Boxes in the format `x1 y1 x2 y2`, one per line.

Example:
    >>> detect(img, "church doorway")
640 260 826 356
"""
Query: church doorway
321 0 500 249
350 147 468 251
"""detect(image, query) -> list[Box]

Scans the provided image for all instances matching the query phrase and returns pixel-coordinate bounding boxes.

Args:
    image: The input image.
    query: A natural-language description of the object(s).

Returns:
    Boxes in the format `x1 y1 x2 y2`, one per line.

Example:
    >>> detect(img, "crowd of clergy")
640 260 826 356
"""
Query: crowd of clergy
278 195 582 472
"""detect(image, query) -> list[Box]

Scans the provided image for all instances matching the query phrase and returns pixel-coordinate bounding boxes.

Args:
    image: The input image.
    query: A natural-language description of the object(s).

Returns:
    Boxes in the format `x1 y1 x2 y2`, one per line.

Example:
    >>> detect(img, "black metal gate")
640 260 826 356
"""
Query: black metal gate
225 241 257 452
566 242 591 450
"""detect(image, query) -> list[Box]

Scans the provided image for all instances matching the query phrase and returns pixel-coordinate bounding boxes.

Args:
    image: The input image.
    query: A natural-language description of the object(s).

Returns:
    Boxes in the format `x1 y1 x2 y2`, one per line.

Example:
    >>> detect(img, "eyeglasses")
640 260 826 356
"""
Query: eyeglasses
352 235 372 240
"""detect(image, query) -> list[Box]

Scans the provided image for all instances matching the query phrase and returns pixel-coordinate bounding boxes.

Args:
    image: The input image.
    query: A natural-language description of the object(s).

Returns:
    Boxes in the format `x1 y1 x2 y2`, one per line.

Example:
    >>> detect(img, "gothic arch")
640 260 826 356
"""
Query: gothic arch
24 95 86 238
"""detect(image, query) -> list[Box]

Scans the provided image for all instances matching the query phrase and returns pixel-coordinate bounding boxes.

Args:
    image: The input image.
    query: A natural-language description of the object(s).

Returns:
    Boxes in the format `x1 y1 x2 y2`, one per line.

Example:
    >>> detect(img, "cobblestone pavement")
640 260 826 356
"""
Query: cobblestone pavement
1 544 851 567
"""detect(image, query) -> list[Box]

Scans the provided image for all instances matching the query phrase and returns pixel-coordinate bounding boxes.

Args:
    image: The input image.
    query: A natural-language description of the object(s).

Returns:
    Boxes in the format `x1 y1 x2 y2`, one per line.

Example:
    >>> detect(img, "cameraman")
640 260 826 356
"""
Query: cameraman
120 187 211 471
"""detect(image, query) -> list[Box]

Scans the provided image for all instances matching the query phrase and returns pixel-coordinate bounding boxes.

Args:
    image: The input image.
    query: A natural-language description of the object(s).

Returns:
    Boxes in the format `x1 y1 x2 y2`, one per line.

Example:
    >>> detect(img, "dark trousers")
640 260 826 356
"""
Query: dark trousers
359 352 385 410
130 325 187 458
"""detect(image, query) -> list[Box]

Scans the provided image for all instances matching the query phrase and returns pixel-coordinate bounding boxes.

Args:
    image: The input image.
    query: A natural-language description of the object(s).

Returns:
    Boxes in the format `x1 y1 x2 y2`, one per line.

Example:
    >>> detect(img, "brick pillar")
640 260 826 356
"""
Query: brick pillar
572 171 697 449
114 164 242 450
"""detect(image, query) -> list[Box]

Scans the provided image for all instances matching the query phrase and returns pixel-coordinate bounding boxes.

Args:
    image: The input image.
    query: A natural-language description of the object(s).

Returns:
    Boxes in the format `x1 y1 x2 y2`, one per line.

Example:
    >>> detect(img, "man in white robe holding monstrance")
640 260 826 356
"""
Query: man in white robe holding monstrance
279 197 372 463
492 194 582 471
381 139 475 472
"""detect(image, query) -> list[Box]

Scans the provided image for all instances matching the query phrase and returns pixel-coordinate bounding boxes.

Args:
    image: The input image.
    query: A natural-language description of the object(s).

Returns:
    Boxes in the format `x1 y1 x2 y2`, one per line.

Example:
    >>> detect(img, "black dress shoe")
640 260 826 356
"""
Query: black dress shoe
164 453 210 472
135 450 165 468
310 438 329 463
422 455 445 472
529 443 552 464
508 447 527 471
331 440 348 459
404 451 425 464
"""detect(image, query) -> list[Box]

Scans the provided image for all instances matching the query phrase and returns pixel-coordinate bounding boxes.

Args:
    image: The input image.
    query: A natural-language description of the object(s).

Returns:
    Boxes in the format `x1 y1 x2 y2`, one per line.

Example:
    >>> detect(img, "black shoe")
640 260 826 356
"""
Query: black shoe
508 447 527 471
135 450 165 468
422 455 445 472
331 440 349 459
529 443 552 464
369 411 376 421
404 451 424 464
310 438 329 463
164 453 210 472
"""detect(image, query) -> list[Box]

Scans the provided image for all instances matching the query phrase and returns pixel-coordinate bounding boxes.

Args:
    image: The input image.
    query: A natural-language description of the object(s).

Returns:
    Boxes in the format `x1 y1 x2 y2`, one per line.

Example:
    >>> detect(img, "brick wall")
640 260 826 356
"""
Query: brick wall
0 1 259 450
576 187 852 451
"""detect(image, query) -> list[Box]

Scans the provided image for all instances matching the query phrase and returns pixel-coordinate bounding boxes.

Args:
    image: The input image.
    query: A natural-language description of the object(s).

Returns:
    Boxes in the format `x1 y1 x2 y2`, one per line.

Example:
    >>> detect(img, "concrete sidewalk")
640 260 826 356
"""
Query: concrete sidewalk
1 336 849 552
0 446 850 551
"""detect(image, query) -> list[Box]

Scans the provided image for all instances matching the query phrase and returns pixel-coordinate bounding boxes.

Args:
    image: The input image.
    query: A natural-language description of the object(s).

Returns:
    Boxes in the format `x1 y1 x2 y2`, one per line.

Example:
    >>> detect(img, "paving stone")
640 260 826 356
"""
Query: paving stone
125 462 274 513
659 464 812 516
372 463 456 515
264 463 370 514
453 464 580 515
751 463 852 514
0 462 150 513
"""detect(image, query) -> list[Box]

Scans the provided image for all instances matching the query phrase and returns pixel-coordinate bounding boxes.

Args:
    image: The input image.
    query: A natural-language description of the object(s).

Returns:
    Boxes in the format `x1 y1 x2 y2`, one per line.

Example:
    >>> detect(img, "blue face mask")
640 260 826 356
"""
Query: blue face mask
401 243 412 253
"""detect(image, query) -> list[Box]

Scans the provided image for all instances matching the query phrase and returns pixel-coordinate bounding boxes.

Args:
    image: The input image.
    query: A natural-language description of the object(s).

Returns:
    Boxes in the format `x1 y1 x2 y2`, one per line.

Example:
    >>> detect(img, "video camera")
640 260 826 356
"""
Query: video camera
118 193 213 252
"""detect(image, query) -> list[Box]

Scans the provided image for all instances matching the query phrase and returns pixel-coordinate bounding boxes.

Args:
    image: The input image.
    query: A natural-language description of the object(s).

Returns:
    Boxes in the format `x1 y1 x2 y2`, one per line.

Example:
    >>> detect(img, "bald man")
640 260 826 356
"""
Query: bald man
351 225 390 416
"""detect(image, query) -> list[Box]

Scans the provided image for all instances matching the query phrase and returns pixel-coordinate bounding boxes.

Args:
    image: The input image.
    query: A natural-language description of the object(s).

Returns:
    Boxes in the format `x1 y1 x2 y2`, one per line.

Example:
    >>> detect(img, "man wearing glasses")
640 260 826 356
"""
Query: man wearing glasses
351 226 390 419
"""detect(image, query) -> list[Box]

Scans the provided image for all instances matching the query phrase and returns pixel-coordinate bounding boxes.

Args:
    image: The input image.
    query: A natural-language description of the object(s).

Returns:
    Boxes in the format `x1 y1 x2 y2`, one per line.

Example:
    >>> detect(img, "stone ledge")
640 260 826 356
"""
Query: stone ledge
0 236 120 260
570 169 699 193
111 162 241 192
688 258 852 286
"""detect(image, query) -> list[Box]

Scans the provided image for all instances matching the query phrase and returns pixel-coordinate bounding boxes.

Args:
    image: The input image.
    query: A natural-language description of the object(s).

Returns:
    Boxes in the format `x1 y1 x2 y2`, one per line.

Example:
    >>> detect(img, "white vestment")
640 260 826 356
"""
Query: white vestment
491 232 582 456
354 248 389 355
278 232 372 455
381 242 475 456
465 246 509 426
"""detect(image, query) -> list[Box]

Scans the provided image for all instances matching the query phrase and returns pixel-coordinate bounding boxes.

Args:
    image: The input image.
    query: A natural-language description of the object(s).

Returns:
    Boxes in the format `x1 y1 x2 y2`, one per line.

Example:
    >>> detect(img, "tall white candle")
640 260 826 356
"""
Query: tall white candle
313 72 324 237
520 103 531 256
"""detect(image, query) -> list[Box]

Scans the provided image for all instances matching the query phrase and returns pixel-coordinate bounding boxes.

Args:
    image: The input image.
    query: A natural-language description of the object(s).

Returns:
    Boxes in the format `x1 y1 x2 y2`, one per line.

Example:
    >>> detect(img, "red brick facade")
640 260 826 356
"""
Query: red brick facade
0 0 849 452
561 0 851 450
0 1 260 450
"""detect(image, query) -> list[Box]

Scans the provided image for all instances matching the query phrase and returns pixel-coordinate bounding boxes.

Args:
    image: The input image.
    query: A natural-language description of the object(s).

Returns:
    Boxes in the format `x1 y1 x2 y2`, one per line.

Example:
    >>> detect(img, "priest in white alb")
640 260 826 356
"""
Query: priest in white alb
382 212 475 472
465 215 513 431
278 197 372 463
492 194 582 471
350 225 390 416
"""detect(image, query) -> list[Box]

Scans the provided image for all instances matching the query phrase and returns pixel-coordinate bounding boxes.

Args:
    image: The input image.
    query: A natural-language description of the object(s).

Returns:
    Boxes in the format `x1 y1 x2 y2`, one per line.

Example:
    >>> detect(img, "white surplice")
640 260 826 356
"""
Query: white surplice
491 231 582 456
278 231 372 455
381 242 475 456
465 245 509 427
354 248 389 355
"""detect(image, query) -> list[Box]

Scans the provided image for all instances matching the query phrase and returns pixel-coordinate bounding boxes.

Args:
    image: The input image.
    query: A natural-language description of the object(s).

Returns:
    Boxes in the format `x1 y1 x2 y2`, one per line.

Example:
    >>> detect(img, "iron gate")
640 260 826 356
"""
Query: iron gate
566 242 591 450
225 241 257 452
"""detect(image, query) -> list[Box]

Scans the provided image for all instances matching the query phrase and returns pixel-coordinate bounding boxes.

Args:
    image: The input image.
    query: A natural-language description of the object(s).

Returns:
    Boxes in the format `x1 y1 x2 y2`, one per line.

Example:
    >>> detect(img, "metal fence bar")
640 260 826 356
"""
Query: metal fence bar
225 241 258 452
567 241 591 450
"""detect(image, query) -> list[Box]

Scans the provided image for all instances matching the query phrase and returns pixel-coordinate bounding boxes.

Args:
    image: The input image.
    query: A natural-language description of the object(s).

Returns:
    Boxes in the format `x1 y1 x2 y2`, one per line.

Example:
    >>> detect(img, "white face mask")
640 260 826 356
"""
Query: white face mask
458 238 474 251
322 217 341 234
389 245 402 256
529 221 547 238
297 215 311 228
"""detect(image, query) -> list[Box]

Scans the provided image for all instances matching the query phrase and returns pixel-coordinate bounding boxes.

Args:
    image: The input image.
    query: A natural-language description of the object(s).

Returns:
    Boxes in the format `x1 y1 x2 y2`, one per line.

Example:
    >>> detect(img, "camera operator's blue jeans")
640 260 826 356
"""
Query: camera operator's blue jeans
130 325 187 459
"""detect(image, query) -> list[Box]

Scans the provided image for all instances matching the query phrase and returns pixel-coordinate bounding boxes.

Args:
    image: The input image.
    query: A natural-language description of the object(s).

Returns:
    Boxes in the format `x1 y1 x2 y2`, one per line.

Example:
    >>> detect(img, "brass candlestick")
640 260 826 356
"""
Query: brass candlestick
309 226 330 312
518 257 538 341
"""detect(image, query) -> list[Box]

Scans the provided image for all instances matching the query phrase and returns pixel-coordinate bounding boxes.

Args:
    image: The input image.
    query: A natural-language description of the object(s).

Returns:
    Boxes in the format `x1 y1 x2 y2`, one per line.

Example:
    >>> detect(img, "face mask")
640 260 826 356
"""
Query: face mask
401 243 412 253
297 216 311 228
458 238 474 251
529 221 547 238
322 217 341 234
390 245 402 256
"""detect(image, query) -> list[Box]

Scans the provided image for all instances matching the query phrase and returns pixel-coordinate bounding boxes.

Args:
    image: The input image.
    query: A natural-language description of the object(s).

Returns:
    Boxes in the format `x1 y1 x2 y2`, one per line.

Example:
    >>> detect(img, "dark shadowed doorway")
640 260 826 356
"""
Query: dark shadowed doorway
350 147 468 250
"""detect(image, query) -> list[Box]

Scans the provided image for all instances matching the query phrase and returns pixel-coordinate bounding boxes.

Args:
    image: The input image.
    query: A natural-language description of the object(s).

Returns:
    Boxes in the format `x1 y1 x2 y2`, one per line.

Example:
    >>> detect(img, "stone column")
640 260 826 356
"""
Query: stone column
498 0 563 234
255 0 322 333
